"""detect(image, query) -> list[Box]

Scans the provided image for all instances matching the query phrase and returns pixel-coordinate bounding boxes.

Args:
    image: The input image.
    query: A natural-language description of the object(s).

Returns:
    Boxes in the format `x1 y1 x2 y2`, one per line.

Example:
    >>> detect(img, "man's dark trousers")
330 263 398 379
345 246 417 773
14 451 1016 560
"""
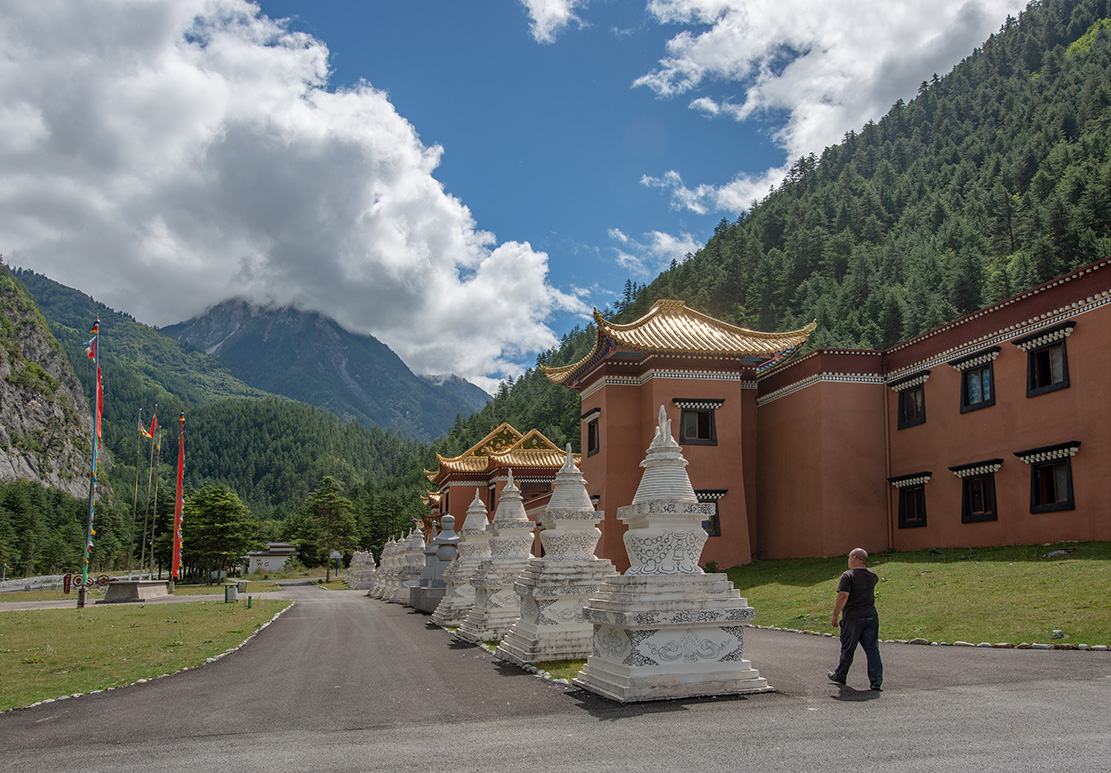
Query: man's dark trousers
832 615 882 688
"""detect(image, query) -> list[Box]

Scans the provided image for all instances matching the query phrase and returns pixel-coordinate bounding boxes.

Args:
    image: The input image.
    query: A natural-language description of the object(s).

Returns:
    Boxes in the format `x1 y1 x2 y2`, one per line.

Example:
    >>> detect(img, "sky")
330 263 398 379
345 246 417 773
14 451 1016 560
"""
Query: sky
0 0 1026 393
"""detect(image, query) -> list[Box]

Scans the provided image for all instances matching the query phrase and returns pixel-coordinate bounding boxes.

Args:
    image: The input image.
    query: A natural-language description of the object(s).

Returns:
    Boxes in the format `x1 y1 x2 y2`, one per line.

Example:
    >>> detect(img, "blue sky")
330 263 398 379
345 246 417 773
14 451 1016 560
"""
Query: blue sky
1 0 1025 392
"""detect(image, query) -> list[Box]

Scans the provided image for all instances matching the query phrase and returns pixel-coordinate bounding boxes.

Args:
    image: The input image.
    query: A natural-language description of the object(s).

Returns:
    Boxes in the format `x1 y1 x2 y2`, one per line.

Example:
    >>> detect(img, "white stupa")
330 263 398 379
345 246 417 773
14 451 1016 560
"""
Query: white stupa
574 405 770 702
431 493 492 627
455 470 535 644
496 445 617 665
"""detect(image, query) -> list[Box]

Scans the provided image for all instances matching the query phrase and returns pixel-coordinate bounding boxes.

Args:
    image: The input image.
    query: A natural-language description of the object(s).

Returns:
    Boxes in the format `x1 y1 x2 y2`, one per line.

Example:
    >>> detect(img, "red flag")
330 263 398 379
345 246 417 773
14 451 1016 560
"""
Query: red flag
171 412 185 579
94 366 103 440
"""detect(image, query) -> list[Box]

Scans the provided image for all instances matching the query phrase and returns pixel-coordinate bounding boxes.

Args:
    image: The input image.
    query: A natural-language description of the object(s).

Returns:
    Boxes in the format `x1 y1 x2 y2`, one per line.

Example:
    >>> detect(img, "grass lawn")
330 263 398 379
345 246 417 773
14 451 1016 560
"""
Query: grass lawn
726 541 1111 645
0 600 291 712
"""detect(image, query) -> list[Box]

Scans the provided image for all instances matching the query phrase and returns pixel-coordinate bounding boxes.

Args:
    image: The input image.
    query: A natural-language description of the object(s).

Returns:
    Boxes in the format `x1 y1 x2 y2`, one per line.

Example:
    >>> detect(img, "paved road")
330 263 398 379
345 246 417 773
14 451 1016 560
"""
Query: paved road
1 585 1108 772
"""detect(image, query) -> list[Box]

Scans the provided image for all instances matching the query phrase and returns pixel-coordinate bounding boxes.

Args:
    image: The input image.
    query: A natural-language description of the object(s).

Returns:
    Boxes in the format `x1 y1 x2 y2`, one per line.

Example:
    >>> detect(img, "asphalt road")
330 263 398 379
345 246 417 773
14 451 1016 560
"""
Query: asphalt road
1 584 1108 772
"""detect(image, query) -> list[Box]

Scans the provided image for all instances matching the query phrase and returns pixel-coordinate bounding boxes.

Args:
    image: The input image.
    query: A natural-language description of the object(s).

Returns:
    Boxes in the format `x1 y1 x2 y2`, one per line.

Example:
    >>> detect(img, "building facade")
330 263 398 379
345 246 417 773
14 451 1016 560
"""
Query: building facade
545 259 1111 568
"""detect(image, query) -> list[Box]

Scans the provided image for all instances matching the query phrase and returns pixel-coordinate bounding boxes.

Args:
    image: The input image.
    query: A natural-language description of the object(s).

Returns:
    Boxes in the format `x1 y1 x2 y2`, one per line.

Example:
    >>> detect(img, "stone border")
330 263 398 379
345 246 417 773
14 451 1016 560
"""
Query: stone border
747 624 1109 651
4 601 297 714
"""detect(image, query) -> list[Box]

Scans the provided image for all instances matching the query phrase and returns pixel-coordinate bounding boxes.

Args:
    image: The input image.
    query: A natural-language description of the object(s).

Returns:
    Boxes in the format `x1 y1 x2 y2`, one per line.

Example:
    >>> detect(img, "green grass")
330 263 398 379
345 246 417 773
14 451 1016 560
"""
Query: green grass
0 600 291 711
727 541 1111 645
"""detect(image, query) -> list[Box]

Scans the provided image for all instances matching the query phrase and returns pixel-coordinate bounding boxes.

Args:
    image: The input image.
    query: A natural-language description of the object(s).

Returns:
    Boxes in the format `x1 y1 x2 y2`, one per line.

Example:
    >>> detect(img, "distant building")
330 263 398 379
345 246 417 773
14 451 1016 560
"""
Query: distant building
425 425 575 551
245 542 299 575
545 258 1110 569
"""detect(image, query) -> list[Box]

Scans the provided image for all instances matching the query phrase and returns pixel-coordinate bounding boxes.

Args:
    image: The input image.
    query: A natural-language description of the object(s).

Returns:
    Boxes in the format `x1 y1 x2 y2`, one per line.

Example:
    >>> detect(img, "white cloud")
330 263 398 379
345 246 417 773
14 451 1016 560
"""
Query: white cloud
519 0 589 43
0 0 586 387
608 227 701 277
635 0 1027 212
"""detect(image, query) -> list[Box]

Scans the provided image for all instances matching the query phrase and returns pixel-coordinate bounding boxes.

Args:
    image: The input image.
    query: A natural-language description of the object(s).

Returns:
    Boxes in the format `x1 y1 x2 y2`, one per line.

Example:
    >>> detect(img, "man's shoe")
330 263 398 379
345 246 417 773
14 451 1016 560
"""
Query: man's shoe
870 685 882 691
827 671 845 685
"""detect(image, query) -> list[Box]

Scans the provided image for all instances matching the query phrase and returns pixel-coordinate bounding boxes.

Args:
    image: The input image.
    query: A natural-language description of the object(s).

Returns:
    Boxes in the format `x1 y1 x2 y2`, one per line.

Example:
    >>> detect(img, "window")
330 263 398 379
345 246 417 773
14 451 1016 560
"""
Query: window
1013 321 1075 397
673 399 724 446
695 490 727 537
582 408 601 456
949 348 998 413
889 472 931 529
948 459 1002 524
890 370 929 430
1014 441 1080 513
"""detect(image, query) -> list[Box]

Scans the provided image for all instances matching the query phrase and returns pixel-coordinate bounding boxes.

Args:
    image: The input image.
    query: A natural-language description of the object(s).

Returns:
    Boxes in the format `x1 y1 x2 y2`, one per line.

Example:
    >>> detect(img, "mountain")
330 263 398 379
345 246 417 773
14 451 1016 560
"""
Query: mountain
162 299 489 443
433 0 1111 458
0 264 96 498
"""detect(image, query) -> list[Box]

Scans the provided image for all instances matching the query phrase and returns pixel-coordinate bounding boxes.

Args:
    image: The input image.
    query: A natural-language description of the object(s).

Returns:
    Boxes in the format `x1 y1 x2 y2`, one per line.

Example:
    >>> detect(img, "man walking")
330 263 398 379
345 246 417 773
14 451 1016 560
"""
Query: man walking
828 547 883 690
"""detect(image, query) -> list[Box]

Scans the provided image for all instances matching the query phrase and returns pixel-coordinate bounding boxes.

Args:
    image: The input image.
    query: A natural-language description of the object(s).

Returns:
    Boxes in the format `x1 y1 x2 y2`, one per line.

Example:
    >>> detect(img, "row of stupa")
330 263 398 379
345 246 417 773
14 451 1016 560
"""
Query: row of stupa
364 406 771 702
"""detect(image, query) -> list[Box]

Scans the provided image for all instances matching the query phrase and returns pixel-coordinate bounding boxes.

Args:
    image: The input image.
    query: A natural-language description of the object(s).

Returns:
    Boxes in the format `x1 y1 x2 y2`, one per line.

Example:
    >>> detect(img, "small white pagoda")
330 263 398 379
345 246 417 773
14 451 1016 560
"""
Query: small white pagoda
496 445 617 664
455 470 534 644
574 406 771 702
431 493 492 628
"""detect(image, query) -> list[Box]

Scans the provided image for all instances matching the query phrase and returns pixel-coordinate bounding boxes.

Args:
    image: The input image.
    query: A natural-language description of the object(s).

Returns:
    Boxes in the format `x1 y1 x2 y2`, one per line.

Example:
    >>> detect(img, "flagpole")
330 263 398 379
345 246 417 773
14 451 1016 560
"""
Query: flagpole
149 426 163 580
78 317 101 609
138 404 157 581
170 412 185 592
127 408 143 579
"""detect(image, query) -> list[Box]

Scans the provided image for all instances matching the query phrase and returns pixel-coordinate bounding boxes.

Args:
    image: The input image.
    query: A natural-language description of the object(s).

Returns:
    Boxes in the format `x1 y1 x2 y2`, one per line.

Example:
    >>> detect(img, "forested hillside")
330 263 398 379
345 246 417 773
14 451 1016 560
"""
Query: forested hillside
643 0 1111 349
431 0 1111 459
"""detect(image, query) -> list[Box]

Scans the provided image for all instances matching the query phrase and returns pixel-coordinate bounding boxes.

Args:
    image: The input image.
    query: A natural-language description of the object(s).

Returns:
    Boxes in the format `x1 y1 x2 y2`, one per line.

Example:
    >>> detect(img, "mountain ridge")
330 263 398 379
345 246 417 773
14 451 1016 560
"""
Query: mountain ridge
163 298 489 442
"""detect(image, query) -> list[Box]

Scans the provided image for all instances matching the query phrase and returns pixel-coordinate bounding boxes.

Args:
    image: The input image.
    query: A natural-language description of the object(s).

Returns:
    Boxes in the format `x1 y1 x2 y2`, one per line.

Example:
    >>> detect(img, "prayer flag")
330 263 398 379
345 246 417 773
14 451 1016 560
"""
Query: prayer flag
139 418 152 439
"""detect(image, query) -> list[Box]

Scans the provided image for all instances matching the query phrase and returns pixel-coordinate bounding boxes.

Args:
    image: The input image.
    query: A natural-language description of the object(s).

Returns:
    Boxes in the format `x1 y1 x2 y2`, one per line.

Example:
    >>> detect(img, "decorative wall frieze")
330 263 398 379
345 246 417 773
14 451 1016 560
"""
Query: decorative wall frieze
888 472 932 488
948 459 1004 478
580 368 756 400
888 370 930 392
886 287 1108 381
672 398 726 411
1013 441 1081 465
757 372 885 406
948 347 1001 371
1011 320 1076 351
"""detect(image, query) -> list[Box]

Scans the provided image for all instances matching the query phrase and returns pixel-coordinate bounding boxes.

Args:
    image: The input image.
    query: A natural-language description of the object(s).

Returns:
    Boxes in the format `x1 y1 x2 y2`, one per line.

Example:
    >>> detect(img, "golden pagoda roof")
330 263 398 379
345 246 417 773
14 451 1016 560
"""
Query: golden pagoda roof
425 424 576 483
542 299 816 386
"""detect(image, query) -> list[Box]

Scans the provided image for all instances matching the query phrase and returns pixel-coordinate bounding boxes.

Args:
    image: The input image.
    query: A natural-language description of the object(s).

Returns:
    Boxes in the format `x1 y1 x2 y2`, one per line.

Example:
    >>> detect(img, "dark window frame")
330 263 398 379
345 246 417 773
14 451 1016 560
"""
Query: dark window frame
673 399 724 446
890 371 929 430
948 459 1003 524
889 471 931 529
950 348 999 414
1014 441 1080 513
582 408 601 457
1027 340 1070 396
694 489 727 537
1013 321 1075 398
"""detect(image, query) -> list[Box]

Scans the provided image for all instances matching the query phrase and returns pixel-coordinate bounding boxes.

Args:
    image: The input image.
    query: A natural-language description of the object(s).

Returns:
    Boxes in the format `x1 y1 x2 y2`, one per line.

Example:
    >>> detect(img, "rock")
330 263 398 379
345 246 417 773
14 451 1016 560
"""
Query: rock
908 638 929 645
992 643 1014 648
954 641 974 647
1031 643 1053 649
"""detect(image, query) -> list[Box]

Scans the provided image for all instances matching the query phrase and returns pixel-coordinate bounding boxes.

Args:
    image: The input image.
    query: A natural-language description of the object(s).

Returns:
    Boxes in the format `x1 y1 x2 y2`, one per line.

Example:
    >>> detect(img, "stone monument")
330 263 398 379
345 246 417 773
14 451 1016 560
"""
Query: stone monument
574 406 770 702
431 493 491 628
390 530 425 605
455 470 535 644
345 550 377 589
411 515 459 613
369 537 399 600
496 445 617 665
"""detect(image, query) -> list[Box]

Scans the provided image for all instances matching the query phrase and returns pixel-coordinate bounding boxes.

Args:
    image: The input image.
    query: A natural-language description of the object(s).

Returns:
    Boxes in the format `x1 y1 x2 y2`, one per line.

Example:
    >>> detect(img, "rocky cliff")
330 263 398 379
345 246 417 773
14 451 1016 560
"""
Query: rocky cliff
0 264 98 498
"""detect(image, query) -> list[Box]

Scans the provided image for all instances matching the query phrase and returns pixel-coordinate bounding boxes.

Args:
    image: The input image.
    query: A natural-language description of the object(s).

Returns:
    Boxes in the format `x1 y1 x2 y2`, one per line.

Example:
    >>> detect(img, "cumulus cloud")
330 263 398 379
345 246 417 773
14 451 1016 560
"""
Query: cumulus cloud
608 227 701 277
0 0 586 389
519 0 589 43
635 0 1026 213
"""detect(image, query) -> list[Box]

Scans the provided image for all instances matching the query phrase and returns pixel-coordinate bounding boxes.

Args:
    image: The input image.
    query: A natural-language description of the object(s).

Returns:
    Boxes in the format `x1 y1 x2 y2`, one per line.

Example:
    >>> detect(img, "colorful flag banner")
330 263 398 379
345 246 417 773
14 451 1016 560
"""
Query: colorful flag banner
139 418 151 439
171 412 185 579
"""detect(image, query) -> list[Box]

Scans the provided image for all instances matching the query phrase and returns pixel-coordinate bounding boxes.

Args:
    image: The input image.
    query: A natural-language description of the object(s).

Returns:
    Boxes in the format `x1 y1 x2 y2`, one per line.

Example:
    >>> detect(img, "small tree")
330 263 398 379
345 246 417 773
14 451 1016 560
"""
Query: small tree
304 476 357 582
181 485 258 582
